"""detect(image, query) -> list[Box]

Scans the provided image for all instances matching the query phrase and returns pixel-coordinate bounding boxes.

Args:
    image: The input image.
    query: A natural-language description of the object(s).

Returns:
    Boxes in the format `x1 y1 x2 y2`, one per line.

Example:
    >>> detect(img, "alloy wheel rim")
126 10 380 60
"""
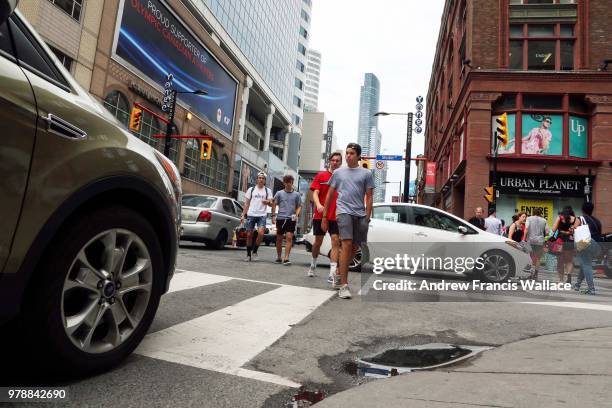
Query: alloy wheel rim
61 229 153 354
482 254 510 282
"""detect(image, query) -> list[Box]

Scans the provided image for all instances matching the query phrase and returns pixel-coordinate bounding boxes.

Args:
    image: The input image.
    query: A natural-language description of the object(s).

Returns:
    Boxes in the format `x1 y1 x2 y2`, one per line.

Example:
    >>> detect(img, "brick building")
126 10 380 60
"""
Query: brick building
417 0 612 229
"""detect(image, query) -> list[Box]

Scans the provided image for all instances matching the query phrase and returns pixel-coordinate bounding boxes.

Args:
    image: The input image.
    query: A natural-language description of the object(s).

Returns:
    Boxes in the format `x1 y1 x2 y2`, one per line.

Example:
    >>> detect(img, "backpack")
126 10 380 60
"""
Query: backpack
247 186 270 200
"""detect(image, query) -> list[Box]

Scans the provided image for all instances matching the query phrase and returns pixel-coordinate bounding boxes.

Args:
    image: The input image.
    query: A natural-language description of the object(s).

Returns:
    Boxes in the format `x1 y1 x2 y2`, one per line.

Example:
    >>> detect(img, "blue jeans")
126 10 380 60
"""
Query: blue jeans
575 243 600 291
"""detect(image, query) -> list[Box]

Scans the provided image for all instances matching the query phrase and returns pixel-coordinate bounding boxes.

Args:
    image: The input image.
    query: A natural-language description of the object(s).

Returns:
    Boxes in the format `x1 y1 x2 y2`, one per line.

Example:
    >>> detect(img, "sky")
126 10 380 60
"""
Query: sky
308 0 446 200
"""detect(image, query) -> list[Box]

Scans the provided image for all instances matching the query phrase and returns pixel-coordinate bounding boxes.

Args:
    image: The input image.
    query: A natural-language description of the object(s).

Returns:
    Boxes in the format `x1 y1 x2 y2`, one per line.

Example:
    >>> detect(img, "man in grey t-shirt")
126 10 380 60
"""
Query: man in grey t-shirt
524 207 549 279
271 175 302 265
484 208 502 235
322 142 375 299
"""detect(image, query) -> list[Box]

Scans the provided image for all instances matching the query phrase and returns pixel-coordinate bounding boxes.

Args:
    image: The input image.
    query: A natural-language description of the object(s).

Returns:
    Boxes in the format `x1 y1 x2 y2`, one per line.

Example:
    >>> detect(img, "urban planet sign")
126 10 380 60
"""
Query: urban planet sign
497 173 592 197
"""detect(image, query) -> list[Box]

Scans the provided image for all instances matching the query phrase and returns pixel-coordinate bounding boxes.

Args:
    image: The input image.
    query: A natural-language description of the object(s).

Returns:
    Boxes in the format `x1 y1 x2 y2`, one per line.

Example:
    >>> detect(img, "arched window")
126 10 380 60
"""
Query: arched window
103 91 130 126
216 154 230 192
199 149 217 188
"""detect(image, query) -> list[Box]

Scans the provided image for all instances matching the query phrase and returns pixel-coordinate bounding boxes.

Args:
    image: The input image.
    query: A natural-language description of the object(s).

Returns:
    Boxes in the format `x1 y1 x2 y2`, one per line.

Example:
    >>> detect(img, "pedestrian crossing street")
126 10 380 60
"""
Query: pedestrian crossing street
136 270 335 388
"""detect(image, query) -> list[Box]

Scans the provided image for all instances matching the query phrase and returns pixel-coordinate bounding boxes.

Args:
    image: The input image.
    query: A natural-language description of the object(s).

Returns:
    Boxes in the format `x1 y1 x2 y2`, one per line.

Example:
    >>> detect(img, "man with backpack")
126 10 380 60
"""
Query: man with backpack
240 172 273 262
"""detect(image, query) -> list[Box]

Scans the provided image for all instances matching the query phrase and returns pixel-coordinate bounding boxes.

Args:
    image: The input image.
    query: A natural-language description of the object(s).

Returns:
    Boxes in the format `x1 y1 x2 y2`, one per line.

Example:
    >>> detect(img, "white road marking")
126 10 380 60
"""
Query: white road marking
522 301 612 312
138 278 335 387
168 271 233 293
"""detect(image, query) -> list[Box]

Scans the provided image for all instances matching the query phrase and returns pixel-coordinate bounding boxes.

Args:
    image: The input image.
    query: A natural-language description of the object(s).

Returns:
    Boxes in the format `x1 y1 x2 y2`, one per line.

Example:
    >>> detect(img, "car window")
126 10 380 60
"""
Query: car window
182 195 217 208
412 207 465 232
222 199 235 214
373 205 409 223
0 21 14 57
234 202 243 214
8 17 69 89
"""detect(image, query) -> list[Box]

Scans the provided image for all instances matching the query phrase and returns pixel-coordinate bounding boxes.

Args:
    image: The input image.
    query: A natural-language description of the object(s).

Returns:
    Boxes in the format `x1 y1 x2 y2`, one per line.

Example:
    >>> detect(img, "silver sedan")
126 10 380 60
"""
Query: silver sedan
180 195 243 249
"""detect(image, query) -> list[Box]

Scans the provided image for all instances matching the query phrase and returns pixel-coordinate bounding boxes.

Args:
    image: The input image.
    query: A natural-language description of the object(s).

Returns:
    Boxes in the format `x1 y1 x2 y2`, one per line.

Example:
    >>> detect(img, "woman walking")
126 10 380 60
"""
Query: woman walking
552 206 579 284
508 212 527 243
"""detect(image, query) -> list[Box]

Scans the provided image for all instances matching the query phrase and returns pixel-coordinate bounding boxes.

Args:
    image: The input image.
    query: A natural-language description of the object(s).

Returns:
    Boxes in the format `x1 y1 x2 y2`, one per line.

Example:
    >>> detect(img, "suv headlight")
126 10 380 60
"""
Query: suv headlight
154 151 182 208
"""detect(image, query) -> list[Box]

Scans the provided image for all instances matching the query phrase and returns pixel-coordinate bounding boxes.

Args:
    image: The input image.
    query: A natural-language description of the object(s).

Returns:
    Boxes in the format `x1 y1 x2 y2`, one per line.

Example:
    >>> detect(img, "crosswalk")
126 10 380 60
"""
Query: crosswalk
135 270 335 388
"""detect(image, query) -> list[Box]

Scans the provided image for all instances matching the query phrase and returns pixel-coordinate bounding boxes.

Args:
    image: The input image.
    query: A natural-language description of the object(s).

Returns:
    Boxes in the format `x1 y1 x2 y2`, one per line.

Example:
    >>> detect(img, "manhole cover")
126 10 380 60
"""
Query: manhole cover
355 343 492 379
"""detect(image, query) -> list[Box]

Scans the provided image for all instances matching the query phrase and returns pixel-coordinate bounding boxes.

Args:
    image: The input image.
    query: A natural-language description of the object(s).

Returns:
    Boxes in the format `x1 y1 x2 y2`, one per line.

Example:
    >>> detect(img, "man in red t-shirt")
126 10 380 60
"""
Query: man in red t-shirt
307 152 342 282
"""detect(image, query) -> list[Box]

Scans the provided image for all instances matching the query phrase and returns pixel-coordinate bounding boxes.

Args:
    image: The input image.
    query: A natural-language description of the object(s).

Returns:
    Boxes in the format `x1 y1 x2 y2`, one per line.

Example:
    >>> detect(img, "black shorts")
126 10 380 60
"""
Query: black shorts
276 219 296 234
312 219 339 236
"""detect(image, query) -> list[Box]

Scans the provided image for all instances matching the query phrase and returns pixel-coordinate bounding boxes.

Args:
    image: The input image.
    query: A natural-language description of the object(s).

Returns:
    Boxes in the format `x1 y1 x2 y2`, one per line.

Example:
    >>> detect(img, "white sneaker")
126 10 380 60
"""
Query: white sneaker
307 265 316 277
332 275 342 290
244 255 251 262
326 273 334 284
251 253 258 261
338 284 352 299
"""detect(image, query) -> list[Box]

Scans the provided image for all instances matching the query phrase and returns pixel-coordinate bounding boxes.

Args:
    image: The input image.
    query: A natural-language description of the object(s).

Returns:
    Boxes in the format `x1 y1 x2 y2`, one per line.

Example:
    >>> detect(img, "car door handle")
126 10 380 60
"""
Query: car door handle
415 232 428 237
44 113 87 140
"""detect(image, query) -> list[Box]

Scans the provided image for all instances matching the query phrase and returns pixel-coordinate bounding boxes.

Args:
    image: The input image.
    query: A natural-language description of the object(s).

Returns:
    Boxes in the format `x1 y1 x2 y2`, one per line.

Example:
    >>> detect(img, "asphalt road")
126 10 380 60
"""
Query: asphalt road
3 242 612 407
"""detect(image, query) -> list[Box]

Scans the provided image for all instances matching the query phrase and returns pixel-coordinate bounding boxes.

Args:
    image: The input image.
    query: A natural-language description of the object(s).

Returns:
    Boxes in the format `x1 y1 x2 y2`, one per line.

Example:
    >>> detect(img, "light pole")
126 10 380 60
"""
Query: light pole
164 89 208 157
374 111 413 203
383 181 402 202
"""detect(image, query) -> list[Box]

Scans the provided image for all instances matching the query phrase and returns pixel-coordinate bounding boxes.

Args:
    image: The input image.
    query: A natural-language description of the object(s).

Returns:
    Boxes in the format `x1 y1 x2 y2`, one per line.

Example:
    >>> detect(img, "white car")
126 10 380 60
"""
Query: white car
304 203 533 283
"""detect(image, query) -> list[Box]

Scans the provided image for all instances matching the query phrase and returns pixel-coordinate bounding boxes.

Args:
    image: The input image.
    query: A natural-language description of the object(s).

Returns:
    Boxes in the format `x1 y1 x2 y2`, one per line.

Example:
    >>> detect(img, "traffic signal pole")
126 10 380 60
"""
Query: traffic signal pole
403 113 413 203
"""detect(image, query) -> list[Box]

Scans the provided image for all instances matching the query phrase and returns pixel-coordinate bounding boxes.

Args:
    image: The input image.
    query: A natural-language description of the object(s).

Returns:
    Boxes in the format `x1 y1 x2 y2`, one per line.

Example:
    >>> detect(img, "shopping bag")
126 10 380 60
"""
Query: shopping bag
574 216 592 252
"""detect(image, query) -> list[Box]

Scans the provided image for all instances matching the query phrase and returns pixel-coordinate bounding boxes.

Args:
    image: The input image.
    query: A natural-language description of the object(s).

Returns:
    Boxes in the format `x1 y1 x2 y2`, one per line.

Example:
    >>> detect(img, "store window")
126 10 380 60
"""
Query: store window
491 93 590 158
509 23 575 70
103 91 130 127
48 0 83 22
183 141 229 192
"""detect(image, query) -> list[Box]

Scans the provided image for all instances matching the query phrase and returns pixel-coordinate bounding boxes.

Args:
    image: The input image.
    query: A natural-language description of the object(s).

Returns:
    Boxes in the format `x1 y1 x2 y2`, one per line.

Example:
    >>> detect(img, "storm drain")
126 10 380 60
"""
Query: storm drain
353 343 492 379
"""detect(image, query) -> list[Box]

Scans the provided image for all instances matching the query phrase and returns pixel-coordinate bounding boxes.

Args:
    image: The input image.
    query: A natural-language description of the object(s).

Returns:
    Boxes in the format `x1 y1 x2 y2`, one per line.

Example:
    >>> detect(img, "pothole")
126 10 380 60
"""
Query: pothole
351 343 492 378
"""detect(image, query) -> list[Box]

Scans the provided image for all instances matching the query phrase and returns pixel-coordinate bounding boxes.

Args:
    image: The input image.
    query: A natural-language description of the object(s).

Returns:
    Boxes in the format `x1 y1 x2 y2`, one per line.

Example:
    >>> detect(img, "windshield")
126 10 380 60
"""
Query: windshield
182 195 217 208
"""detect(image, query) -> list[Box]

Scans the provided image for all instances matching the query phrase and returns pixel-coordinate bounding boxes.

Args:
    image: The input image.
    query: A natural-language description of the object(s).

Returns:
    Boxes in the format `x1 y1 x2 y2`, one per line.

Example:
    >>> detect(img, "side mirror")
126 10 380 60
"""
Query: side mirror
0 0 18 25
458 226 468 235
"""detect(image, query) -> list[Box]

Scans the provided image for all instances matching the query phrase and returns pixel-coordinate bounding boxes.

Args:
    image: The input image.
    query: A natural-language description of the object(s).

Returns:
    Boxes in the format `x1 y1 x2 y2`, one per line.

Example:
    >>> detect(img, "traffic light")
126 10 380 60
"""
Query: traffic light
496 112 508 147
200 139 212 160
484 186 495 204
361 160 371 170
129 107 143 132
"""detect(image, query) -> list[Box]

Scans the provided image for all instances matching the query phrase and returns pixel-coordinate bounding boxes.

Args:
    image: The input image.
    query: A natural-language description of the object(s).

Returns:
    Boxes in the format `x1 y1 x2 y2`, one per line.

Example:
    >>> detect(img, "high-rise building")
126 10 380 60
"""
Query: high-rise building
357 73 380 155
304 49 322 112
418 0 612 227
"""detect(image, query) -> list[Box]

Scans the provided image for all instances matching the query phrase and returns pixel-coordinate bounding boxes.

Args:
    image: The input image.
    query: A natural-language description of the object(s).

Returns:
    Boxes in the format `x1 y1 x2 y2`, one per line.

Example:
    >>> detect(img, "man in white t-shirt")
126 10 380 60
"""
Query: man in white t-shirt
484 208 502 235
240 172 273 261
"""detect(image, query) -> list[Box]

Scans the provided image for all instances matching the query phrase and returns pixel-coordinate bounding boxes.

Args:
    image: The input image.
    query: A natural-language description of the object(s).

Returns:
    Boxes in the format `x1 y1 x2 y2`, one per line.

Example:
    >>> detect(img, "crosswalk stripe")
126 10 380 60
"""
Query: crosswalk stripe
521 301 612 311
138 276 335 387
168 271 233 293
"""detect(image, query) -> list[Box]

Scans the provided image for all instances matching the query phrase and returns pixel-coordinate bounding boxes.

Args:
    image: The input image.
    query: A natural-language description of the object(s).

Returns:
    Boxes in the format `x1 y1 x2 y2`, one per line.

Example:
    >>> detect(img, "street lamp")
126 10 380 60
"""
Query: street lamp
383 180 402 202
164 88 209 156
374 111 413 203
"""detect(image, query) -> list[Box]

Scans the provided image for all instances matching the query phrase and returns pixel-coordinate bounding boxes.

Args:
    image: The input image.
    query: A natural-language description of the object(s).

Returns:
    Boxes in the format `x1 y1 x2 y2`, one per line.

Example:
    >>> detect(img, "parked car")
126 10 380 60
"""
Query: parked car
180 195 243 249
304 203 533 282
263 213 277 245
0 4 180 375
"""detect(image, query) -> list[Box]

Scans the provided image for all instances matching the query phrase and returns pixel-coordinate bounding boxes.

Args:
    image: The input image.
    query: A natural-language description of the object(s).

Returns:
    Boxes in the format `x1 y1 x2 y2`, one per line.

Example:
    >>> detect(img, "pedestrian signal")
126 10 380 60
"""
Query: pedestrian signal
484 186 495 204
496 112 508 147
361 160 371 170
129 107 143 132
200 139 212 160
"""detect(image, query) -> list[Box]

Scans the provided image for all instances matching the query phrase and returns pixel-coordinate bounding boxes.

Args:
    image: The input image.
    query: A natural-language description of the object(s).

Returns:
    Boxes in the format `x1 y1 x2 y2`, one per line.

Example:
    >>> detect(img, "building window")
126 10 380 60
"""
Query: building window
293 96 302 108
294 78 303 90
103 91 130 127
296 60 305 72
292 114 301 126
298 43 306 56
299 26 308 40
492 93 589 159
216 155 230 192
301 9 310 23
509 23 575 70
47 0 83 22
48 45 73 72
184 142 227 191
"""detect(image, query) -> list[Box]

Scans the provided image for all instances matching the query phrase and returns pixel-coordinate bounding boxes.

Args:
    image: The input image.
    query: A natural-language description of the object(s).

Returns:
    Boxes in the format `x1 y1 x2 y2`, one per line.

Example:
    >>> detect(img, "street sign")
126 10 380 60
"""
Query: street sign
415 111 423 119
415 118 423 126
416 103 424 111
376 155 403 161
416 96 423 103
375 160 385 170
162 73 174 112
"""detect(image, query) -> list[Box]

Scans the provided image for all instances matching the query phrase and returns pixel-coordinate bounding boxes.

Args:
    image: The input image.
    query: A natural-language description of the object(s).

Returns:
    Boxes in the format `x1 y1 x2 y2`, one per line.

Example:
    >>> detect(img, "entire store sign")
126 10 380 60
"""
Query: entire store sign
113 0 238 138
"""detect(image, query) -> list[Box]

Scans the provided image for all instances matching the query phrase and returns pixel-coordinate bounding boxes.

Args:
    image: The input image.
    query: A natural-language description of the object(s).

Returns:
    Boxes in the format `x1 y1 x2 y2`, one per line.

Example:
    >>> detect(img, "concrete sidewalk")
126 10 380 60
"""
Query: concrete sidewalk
317 326 612 408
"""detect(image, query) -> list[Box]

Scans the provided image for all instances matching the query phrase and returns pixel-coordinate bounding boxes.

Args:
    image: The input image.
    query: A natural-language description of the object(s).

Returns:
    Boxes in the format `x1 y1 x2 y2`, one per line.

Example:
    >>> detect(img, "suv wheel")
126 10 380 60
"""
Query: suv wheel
21 207 164 375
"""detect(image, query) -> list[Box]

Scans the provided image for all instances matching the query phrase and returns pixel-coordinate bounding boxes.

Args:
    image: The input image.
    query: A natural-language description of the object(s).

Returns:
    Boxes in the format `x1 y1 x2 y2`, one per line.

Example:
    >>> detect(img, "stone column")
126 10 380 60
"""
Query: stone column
238 76 253 144
263 104 275 151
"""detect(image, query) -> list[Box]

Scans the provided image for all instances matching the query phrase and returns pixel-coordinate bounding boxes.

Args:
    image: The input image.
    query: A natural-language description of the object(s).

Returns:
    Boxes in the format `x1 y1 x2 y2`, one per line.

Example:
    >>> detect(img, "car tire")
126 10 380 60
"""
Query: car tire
479 250 515 283
209 229 228 250
348 247 363 272
19 206 165 376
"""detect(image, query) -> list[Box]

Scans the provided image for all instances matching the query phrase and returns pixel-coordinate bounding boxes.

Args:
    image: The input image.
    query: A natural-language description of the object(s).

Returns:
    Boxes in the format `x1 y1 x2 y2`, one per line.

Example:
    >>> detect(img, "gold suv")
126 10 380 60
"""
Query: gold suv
0 3 180 375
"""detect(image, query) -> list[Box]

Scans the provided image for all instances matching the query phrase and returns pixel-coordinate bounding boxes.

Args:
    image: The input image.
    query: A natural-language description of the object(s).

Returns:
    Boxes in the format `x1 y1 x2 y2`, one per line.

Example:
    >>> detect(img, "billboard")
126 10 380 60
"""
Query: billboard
521 114 562 155
491 113 516 154
113 0 238 138
424 162 436 194
569 116 588 158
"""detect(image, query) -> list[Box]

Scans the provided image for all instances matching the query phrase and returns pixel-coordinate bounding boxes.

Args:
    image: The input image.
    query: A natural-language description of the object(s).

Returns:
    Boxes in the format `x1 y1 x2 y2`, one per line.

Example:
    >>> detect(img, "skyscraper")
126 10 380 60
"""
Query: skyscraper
357 73 380 155
304 49 322 112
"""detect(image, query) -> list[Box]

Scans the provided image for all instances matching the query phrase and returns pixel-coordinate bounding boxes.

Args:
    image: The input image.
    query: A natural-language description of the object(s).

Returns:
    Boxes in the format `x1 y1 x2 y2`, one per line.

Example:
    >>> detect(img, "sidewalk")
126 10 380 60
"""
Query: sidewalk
317 326 612 408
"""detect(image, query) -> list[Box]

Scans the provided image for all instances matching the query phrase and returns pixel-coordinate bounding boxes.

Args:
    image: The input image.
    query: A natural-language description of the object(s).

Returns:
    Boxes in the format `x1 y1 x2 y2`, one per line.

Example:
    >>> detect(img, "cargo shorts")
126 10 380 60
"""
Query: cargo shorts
336 213 369 243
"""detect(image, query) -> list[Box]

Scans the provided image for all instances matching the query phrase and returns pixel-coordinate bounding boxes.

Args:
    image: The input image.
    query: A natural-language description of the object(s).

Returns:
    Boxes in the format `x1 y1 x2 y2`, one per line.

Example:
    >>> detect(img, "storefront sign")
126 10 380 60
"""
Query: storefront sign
113 0 238 139
497 173 593 197
569 116 588 158
425 162 436 194
516 198 554 227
